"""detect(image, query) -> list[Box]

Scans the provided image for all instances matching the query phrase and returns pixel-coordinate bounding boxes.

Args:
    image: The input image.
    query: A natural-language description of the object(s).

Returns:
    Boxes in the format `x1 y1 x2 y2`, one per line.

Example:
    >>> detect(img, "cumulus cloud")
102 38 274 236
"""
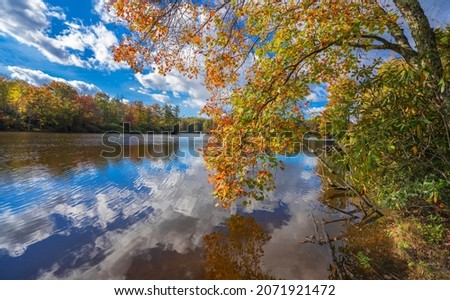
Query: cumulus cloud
0 0 82 66
0 0 124 70
305 84 328 102
182 99 206 109
57 22 125 70
133 87 172 103
93 0 117 23
8 66 101 94
150 93 170 103
135 70 210 110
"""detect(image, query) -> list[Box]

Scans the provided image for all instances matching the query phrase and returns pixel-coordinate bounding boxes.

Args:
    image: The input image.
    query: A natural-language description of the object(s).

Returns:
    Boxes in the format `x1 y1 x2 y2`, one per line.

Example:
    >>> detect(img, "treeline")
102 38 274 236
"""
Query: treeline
0 77 212 133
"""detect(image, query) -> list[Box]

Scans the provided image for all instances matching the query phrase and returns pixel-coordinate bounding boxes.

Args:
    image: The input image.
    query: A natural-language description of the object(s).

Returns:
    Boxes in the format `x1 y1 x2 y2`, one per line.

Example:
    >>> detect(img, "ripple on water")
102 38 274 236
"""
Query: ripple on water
0 132 351 279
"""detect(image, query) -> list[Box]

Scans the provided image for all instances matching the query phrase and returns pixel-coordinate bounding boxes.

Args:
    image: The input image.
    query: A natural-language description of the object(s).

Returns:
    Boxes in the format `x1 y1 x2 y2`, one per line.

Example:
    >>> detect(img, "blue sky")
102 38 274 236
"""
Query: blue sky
0 0 210 116
0 1 449 117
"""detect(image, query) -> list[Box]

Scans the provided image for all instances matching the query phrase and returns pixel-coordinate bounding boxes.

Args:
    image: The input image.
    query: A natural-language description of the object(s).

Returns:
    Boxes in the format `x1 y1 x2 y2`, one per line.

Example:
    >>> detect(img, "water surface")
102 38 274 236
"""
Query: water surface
0 132 358 279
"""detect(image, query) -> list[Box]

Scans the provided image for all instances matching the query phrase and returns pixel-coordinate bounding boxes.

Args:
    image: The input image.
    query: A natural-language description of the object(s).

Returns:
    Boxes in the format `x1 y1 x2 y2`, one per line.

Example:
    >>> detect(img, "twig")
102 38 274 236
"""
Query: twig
323 202 358 218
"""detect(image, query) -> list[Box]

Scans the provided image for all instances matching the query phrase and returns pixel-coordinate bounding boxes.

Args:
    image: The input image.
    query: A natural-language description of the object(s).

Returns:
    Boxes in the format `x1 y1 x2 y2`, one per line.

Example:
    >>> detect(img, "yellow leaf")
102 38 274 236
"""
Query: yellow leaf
192 36 201 44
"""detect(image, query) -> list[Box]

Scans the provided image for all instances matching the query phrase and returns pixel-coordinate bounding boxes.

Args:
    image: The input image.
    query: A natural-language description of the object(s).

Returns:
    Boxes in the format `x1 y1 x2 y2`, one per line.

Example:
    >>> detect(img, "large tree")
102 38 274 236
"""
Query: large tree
110 0 449 208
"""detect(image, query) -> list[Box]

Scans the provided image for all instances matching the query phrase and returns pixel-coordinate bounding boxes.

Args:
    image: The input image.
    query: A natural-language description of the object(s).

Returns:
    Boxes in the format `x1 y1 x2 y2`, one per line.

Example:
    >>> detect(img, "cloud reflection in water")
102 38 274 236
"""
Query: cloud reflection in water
0 132 339 279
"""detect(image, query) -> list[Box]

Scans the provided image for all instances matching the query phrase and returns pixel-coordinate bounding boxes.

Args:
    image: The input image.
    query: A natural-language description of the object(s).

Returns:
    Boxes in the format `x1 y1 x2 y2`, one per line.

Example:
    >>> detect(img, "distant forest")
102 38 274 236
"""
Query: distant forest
0 77 212 133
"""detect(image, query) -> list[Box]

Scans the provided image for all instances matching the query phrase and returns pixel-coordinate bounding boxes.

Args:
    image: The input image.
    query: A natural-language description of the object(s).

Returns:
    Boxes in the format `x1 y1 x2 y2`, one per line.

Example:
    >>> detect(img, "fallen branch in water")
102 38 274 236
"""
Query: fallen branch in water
313 149 384 218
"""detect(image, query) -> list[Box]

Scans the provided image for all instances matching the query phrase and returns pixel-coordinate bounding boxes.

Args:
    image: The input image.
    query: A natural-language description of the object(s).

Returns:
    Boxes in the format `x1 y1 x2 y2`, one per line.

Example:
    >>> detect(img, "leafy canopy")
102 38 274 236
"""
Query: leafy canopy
110 0 449 208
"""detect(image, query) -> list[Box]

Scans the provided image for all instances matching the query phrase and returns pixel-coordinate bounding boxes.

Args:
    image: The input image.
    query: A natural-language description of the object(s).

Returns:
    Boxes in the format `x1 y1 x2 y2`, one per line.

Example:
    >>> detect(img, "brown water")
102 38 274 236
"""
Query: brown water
0 132 399 279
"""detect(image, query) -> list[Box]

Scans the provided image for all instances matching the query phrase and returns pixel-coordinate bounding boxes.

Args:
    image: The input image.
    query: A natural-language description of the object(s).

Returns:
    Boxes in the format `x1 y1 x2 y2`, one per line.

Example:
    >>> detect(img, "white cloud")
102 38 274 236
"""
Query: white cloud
57 22 125 70
135 87 152 97
133 87 170 103
8 66 101 94
0 0 124 70
93 0 118 23
182 99 206 109
151 93 170 103
0 0 85 67
305 84 328 102
305 93 318 102
135 69 210 110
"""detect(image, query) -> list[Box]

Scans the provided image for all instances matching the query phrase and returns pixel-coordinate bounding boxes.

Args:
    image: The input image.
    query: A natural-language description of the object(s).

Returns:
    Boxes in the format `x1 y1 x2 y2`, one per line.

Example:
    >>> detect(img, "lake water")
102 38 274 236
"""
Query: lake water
0 132 362 279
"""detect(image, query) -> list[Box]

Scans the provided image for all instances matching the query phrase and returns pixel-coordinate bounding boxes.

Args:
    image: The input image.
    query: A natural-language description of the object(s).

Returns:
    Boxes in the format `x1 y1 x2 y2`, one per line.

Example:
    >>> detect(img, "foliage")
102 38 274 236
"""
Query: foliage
178 116 213 133
110 0 449 209
388 216 450 279
322 58 450 210
356 251 372 269
0 77 184 133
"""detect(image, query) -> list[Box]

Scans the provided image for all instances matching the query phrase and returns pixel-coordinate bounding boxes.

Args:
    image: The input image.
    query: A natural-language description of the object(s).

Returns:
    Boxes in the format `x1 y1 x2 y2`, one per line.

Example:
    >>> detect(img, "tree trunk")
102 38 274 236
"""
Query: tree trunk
393 0 443 80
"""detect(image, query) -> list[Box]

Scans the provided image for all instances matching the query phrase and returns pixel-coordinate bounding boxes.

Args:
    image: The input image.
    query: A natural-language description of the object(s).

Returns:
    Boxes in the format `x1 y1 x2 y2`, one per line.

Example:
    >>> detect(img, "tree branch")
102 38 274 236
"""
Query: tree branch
255 41 339 119
358 34 417 61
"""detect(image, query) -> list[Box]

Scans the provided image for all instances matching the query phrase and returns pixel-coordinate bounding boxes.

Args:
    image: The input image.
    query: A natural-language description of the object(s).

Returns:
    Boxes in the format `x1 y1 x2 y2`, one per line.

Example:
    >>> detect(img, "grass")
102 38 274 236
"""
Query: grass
387 213 450 279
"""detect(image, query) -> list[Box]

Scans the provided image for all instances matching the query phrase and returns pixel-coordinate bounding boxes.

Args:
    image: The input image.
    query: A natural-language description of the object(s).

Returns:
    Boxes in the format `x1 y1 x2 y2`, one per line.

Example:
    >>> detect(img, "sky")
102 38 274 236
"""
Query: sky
0 0 449 117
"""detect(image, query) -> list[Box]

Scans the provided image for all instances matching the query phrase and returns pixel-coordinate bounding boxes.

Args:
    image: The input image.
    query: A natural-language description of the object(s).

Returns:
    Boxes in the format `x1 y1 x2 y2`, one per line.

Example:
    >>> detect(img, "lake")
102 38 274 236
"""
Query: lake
0 132 378 279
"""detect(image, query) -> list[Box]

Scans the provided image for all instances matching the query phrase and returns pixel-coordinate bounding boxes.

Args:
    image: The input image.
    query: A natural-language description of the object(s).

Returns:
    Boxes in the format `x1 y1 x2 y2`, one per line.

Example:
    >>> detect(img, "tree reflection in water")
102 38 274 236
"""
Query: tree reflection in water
203 215 275 280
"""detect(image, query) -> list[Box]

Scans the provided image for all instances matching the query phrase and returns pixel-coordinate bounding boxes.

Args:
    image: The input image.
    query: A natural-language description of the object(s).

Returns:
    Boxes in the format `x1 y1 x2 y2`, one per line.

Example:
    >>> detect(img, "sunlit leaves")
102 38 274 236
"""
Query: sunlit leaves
0 77 183 133
110 0 448 208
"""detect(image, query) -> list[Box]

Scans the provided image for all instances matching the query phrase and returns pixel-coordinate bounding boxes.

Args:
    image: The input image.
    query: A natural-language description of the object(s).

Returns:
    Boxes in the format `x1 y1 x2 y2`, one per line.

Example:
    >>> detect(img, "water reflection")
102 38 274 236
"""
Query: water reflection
126 246 204 280
204 215 273 280
0 132 187 176
0 132 397 280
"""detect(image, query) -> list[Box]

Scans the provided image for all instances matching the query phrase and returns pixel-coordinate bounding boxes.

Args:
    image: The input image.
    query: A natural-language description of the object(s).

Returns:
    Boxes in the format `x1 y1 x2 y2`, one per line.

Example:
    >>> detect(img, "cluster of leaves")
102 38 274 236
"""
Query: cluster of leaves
0 77 181 133
111 0 389 206
110 0 449 211
321 45 450 211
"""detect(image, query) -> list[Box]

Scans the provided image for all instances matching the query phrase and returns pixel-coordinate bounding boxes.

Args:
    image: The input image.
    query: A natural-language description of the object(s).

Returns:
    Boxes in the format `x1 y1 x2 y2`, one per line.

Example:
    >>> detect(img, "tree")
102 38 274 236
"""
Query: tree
0 77 9 112
0 77 14 129
31 86 55 129
111 0 449 208
0 77 194 133
45 81 78 131
7 80 34 130
74 94 101 131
